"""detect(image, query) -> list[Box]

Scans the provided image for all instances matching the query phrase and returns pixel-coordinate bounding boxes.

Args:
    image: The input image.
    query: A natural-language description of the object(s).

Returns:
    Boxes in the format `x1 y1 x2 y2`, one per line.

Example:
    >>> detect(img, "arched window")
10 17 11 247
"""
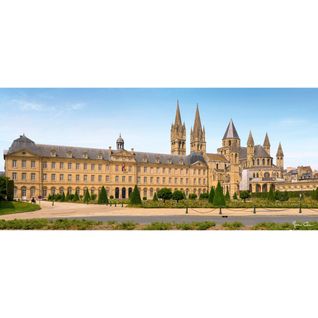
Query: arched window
30 187 36 197
115 187 120 199
143 188 147 199
128 187 133 198
42 187 47 197
122 188 126 199
76 187 81 195
150 188 154 198
91 187 95 195
59 187 64 194
51 187 56 195
67 187 72 194
21 187 27 198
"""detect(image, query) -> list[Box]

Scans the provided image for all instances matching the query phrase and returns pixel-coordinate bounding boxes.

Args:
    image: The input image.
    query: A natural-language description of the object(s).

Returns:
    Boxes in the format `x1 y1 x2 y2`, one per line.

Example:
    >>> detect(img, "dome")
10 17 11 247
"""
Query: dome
116 134 125 150
116 134 124 143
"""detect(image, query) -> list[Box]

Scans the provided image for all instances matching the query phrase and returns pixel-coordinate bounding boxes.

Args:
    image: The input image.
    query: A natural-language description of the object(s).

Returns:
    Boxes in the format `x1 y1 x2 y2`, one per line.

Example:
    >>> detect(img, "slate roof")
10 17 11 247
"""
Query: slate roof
6 135 207 166
223 120 240 139
239 145 272 160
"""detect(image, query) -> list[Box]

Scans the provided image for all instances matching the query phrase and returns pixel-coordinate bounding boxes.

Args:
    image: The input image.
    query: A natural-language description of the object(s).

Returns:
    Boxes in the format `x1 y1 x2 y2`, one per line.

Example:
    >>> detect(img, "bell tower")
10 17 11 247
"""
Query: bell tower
171 101 186 156
247 131 255 168
276 143 284 169
190 105 206 154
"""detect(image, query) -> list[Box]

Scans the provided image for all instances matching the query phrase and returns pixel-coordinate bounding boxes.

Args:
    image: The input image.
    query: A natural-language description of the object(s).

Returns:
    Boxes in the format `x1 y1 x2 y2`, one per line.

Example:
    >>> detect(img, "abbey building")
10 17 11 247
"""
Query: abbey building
3 102 318 200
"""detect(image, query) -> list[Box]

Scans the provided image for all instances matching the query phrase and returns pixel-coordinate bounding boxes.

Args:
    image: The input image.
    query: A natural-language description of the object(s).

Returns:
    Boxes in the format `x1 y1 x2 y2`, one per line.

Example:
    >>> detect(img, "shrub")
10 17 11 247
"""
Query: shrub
91 194 97 201
194 222 216 230
172 190 185 202
130 185 142 205
208 187 215 204
153 192 158 201
83 189 91 204
233 192 238 200
267 187 275 201
157 188 173 202
115 222 137 230
213 182 226 207
73 191 80 202
176 223 194 230
189 194 197 200
98 186 109 205
7 180 14 201
240 191 250 202
199 193 209 200
143 197 147 201
223 222 244 230
225 189 231 202
143 222 173 231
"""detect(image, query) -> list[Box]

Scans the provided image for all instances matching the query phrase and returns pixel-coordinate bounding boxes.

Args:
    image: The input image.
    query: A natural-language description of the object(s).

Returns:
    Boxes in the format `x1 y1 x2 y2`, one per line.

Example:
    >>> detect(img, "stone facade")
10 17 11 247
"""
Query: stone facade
3 102 316 201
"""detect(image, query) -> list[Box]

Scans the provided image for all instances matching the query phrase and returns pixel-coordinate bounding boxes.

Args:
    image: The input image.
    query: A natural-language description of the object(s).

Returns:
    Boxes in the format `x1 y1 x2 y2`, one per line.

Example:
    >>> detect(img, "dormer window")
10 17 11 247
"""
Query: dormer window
50 150 57 157
97 153 103 160
66 151 72 158
83 152 88 159
168 158 173 164
143 156 148 163
155 156 161 164
179 159 184 165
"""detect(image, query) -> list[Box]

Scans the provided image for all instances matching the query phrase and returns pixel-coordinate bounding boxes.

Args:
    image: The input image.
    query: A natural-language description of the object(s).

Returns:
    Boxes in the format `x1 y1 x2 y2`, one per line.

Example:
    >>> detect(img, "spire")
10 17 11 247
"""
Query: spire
193 104 202 137
174 100 182 126
263 133 271 147
223 119 240 139
247 131 255 146
277 142 284 157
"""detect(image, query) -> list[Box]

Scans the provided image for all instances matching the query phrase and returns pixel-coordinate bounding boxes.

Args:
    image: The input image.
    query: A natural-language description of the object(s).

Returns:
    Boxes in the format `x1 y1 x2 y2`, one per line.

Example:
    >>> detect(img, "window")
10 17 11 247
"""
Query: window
163 177 166 183
169 177 172 184
21 187 27 197
156 167 160 174
60 162 64 169
98 175 102 182
129 166 132 172
68 174 72 182
122 176 126 182
175 178 178 184
76 163 80 170
84 163 87 170
22 173 27 180
163 168 166 174
91 175 95 182
51 174 56 181
98 164 102 171
12 160 17 168
144 167 147 173
115 165 119 172
31 173 36 181
137 167 141 173
60 174 64 181
144 177 147 184
31 161 36 168
106 175 110 182
51 162 56 169
30 187 36 197
76 175 80 182
43 174 47 181
129 176 132 183
68 163 72 170
150 177 153 184
106 164 110 171
157 177 160 184
137 177 141 184
91 164 95 171
12 172 17 180
180 178 183 184
84 175 88 182
22 160 26 168
115 176 119 182
194 178 197 185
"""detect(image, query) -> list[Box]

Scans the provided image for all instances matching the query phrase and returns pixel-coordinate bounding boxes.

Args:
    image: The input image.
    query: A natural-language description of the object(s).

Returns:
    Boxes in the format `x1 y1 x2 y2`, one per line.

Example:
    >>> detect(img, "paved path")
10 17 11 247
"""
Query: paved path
1 201 318 225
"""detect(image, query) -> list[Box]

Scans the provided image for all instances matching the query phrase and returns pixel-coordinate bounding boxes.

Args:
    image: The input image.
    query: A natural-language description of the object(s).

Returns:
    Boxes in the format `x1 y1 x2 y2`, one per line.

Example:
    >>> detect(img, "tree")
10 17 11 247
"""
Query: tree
233 192 238 200
240 191 250 203
130 185 142 205
153 192 159 201
199 192 209 200
157 188 173 203
189 193 197 200
73 190 80 202
65 190 71 202
83 189 91 204
98 186 109 204
7 180 14 201
172 190 185 203
208 187 215 204
0 176 9 201
311 188 318 201
267 187 275 201
213 182 226 207
225 189 231 202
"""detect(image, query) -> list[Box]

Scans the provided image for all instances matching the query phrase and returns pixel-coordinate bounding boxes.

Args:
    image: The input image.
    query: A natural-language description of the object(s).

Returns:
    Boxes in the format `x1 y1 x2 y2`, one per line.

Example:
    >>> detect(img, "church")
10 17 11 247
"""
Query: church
3 101 292 200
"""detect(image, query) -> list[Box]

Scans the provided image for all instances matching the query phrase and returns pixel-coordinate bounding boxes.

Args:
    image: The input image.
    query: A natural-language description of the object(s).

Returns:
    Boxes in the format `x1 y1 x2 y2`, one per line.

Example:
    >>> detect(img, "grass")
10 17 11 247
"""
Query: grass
0 201 41 215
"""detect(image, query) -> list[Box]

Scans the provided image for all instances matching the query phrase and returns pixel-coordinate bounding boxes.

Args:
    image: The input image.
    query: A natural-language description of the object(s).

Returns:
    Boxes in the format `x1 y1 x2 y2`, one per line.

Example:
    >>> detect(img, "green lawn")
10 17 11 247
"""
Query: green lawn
0 201 41 216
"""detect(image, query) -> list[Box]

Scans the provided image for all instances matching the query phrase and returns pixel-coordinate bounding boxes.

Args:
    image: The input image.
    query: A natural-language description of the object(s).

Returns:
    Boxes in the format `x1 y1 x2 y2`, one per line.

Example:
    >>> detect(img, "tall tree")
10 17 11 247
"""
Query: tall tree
208 187 215 204
130 185 142 205
213 182 226 207
83 189 91 204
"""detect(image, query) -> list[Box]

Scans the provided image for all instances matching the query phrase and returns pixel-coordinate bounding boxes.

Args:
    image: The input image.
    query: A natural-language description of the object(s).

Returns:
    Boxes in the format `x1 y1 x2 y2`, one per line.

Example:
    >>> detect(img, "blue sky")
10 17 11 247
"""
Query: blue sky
1 88 317 171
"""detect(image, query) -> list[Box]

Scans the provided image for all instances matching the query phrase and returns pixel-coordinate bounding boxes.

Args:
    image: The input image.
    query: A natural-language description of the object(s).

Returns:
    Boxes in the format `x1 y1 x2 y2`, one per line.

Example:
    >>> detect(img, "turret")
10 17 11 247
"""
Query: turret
222 119 241 148
276 142 284 169
116 134 125 150
263 133 271 155
190 104 206 154
247 131 255 167
171 101 186 155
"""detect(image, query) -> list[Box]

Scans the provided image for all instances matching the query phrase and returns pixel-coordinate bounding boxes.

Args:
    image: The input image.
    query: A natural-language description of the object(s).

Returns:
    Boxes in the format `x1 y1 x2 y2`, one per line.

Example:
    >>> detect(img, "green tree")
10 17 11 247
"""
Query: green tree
208 187 215 204
7 180 14 201
83 189 91 204
267 187 275 201
61 192 66 202
189 193 197 200
213 182 226 207
157 188 173 203
0 176 9 201
311 188 318 200
73 190 80 202
172 190 185 203
225 189 231 202
153 192 159 201
199 192 209 200
65 190 71 202
240 191 250 203
130 185 142 205
98 186 109 204
233 192 238 200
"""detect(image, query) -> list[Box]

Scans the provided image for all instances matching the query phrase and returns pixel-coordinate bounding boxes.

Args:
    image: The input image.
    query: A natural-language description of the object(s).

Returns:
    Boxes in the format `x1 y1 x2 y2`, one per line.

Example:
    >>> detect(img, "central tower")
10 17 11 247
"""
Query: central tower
171 101 186 156
190 105 206 154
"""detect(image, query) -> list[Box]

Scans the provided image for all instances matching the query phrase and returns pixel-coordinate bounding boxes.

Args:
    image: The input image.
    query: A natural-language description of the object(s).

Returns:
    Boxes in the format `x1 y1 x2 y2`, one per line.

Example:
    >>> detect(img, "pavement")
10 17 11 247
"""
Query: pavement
1 201 318 225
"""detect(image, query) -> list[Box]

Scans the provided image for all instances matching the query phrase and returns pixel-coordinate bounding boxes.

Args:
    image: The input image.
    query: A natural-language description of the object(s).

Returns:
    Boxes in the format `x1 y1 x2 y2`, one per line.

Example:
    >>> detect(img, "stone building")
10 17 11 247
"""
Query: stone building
3 102 317 200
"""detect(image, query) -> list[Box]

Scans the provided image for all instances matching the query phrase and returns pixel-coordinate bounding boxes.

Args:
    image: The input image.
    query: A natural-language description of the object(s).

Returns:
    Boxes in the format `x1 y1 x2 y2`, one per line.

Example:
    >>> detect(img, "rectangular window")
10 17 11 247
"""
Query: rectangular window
180 178 183 184
76 175 80 182
22 173 26 180
137 167 141 173
31 161 36 168
186 178 189 184
175 178 177 184
91 175 95 182
98 164 102 171
12 172 17 180
115 165 119 172
144 167 147 173
157 167 160 174
84 175 88 181
43 174 47 181
68 163 72 170
51 162 56 169
163 168 166 174
137 177 141 184
128 166 132 172
194 178 197 185
115 176 119 182
91 164 95 171
60 174 64 181
51 174 56 181
157 177 160 184
68 174 72 182
169 177 172 184
43 162 47 169
122 176 125 182
150 177 153 184
129 176 132 183
106 175 110 182
163 177 166 184
60 162 64 169
12 160 17 168
106 164 110 171
84 163 87 170
98 175 102 182
76 163 80 170
31 173 36 181
144 177 147 184
22 160 26 168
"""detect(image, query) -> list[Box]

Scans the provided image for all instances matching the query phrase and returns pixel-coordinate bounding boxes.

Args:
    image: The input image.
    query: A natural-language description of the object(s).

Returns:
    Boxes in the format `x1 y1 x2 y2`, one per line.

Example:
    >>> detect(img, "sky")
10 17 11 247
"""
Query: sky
0 88 318 171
